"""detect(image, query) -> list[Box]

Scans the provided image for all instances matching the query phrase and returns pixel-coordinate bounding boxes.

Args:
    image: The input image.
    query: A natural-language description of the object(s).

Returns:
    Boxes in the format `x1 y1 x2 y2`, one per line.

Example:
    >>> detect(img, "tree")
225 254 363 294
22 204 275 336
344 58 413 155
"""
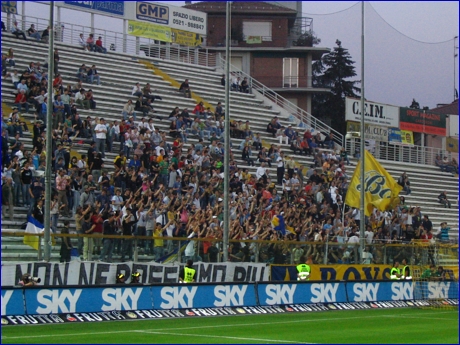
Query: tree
312 39 361 135
294 30 321 47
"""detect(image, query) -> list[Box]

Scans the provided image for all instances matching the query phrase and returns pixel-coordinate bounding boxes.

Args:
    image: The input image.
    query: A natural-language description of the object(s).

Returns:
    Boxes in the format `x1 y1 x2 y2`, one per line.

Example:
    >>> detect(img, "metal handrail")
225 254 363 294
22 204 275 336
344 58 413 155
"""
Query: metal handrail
1 13 217 68
344 137 458 166
217 55 344 146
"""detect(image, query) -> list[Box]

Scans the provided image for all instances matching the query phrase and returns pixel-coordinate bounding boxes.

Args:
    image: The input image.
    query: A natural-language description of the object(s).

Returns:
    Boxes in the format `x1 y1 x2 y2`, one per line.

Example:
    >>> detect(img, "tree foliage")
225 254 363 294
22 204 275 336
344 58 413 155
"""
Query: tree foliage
293 30 321 47
312 40 361 135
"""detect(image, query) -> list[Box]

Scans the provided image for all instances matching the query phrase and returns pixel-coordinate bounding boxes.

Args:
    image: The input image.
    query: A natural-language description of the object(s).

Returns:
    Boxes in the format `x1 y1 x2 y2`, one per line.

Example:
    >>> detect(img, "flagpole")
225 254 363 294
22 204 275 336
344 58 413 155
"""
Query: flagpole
359 1 366 263
222 1 231 262
44 1 55 262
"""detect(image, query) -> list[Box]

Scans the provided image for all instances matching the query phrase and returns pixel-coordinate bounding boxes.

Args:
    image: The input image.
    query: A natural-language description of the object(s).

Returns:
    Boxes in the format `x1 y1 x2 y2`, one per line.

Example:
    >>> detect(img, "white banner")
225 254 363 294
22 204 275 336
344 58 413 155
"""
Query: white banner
1 262 268 286
345 97 399 128
449 115 458 137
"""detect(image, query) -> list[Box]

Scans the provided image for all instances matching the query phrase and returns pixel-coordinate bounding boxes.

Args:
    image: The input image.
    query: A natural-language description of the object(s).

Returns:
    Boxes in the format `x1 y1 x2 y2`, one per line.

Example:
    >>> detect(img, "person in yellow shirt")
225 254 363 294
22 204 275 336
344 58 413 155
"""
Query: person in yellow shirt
153 222 164 261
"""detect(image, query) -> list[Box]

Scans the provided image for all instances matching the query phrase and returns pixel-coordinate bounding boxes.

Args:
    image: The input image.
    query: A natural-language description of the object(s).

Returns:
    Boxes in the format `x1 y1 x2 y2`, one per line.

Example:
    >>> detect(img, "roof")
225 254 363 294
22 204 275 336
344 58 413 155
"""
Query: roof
429 99 459 115
183 1 298 15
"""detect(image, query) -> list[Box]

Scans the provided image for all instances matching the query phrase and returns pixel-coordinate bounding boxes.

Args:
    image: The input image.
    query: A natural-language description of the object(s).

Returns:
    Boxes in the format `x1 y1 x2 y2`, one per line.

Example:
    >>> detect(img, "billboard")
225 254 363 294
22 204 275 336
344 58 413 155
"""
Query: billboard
129 1 207 36
151 284 257 309
1 1 17 14
257 282 348 305
347 121 388 142
23 286 152 314
399 107 447 136
1 289 25 315
128 20 201 46
388 128 414 146
60 1 125 17
446 137 458 153
345 97 399 128
449 115 458 137
128 20 171 42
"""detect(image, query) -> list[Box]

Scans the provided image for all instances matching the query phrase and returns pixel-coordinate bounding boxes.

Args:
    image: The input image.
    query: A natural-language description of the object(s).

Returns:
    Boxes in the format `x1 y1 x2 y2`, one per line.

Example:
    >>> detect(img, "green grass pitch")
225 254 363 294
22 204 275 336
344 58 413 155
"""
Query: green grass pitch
2 308 458 344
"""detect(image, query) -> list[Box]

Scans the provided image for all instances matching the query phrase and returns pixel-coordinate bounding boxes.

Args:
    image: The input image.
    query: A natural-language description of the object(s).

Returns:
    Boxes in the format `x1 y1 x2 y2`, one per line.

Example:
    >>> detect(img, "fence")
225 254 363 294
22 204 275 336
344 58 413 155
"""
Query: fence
2 231 457 266
216 56 344 147
344 137 458 165
1 13 217 68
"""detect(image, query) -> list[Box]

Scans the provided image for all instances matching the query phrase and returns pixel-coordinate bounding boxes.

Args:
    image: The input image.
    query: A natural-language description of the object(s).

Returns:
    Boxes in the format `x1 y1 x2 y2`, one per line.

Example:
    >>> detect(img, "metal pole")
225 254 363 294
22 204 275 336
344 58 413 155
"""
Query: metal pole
359 1 366 262
44 1 55 262
454 36 458 101
223 1 231 262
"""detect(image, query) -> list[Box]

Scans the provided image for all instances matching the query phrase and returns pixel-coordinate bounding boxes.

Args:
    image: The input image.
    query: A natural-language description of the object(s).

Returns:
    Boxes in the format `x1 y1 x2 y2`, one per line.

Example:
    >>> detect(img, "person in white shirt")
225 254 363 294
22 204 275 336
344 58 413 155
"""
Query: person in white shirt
94 118 107 158
132 82 142 97
78 33 87 50
111 189 123 212
282 173 291 193
291 174 300 191
184 228 202 262
364 226 374 245
256 162 268 182
361 246 374 264
75 89 85 106
146 118 155 132
122 100 136 120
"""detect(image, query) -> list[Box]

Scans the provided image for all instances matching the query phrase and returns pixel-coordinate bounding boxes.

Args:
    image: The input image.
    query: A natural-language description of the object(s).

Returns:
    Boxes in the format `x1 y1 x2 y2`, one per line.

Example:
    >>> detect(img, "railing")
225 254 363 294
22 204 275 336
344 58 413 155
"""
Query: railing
3 231 457 264
1 13 217 68
344 137 458 166
253 76 334 89
217 56 343 146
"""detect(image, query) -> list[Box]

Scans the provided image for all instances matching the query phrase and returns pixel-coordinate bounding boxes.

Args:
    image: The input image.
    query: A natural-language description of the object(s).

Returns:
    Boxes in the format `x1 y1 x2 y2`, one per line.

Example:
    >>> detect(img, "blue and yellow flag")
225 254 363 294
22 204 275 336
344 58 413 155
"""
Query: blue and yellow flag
23 215 44 250
345 150 402 216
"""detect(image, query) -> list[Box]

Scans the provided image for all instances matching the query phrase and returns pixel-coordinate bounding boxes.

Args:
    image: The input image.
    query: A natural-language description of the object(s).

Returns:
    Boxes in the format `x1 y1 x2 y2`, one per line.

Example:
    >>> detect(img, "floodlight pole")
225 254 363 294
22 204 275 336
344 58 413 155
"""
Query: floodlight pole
359 1 366 263
222 1 231 262
454 36 458 101
44 1 55 262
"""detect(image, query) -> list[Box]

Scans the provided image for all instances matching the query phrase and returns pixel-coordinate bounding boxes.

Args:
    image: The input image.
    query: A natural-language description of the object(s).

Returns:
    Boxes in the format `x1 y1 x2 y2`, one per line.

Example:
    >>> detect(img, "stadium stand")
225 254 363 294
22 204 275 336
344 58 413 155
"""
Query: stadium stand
1 33 458 263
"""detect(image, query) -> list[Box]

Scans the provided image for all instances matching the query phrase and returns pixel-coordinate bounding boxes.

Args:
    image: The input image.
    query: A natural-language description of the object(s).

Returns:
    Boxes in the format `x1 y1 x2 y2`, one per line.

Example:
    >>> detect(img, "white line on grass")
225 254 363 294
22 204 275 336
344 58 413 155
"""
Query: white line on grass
381 313 458 321
134 329 315 344
2 310 457 340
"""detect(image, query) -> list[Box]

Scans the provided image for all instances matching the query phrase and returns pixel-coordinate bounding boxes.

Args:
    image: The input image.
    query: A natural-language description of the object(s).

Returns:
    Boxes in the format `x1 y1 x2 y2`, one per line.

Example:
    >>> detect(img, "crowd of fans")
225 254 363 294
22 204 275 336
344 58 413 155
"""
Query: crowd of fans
1 41 456 266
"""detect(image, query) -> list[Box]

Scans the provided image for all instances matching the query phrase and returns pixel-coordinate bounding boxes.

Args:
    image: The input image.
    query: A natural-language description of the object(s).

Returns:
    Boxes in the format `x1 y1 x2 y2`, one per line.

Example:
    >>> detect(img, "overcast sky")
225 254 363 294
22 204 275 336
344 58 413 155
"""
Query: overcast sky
11 1 459 109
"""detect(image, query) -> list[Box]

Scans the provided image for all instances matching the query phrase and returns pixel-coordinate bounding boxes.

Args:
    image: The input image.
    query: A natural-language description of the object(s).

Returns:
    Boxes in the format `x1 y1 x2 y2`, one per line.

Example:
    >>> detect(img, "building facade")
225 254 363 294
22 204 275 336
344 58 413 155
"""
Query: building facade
184 1 331 114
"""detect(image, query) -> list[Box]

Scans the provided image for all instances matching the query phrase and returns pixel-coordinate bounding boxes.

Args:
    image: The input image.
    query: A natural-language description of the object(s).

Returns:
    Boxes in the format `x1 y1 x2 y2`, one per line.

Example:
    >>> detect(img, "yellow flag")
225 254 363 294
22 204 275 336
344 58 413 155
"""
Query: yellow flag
345 150 403 216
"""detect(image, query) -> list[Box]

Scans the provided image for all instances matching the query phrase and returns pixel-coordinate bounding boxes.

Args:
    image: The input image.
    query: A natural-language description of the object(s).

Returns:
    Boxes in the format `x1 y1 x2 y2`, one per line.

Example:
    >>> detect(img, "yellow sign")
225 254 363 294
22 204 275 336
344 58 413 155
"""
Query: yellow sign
276 264 459 281
246 36 262 44
171 28 201 47
400 130 414 145
446 136 458 153
1 1 17 14
128 20 171 42
345 150 403 216
128 20 201 47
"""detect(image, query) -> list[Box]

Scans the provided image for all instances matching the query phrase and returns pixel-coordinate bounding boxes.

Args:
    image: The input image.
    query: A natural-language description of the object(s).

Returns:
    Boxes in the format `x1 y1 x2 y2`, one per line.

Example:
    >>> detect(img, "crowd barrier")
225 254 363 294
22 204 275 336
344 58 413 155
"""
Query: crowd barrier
270 264 459 281
3 262 457 287
2 280 458 316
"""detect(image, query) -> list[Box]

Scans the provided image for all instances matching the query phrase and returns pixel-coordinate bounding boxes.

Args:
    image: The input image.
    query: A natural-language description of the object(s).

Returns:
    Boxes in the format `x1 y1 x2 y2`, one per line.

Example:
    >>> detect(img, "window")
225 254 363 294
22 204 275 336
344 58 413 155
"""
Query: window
283 58 299 88
242 21 272 41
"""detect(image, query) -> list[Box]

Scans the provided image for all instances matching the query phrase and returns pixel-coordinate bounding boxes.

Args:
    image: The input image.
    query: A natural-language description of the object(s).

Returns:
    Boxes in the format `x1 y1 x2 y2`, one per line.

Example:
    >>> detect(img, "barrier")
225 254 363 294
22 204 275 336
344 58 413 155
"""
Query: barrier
0 262 269 286
270 264 459 281
2 281 457 317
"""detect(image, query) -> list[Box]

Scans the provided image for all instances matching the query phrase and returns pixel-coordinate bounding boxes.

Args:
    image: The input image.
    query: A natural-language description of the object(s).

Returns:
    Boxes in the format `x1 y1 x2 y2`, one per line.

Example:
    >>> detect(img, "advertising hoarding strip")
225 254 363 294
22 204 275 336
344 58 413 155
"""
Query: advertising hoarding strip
2 281 457 318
